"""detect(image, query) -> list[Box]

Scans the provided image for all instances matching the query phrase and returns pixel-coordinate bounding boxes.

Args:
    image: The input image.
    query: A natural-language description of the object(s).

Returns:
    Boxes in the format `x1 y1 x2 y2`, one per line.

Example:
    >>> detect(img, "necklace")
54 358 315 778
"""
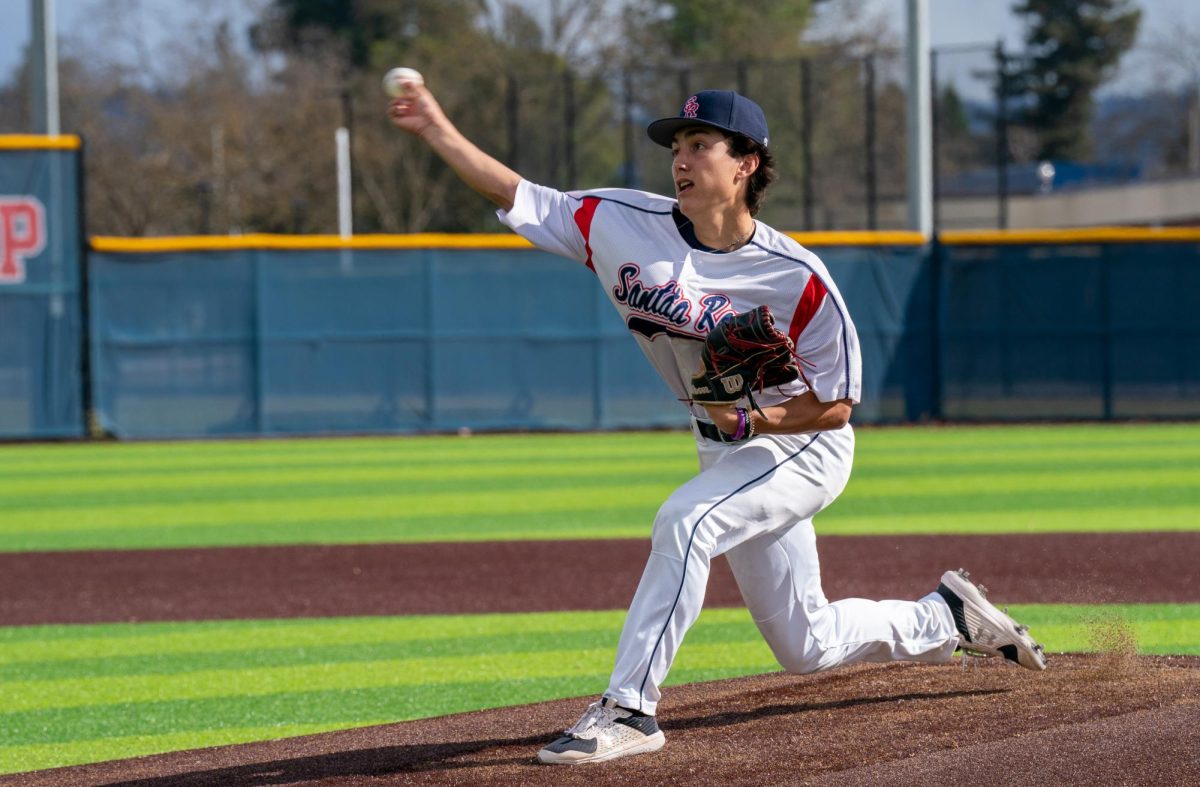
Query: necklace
715 230 751 253
677 214 753 253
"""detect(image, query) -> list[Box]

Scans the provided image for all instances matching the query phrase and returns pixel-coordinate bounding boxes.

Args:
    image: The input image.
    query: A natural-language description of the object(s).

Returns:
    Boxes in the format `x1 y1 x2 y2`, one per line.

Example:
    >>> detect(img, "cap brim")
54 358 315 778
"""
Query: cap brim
646 117 736 148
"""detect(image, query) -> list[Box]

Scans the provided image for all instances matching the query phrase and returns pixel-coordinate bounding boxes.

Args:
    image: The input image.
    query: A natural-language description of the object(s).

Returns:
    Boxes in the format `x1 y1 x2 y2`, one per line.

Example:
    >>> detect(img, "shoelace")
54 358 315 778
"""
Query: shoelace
565 700 621 737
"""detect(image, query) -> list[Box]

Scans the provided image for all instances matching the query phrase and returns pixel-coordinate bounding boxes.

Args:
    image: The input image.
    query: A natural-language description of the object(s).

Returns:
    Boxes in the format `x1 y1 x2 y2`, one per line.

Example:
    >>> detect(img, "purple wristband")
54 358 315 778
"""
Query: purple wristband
731 408 748 441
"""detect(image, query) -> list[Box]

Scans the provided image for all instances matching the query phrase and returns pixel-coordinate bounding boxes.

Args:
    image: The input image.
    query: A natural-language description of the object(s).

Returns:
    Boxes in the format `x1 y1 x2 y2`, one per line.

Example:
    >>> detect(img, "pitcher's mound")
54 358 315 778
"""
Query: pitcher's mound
11 654 1199 786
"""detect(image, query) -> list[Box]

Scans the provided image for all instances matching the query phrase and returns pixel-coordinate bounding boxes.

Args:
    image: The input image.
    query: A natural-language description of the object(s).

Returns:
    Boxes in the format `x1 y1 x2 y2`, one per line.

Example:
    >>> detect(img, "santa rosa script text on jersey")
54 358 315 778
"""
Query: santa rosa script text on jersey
612 263 733 335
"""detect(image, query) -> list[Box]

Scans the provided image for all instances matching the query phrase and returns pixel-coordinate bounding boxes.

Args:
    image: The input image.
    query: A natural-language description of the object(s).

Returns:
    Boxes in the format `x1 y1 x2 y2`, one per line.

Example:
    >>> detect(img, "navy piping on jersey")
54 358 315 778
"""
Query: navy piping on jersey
749 239 854 401
636 431 824 711
566 192 674 216
565 193 738 254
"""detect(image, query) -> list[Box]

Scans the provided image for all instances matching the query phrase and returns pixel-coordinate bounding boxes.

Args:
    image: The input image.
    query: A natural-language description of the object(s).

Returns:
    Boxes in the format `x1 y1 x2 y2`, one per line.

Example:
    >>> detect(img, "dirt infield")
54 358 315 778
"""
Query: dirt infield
3 532 1197 625
9 655 1198 786
3 532 1198 784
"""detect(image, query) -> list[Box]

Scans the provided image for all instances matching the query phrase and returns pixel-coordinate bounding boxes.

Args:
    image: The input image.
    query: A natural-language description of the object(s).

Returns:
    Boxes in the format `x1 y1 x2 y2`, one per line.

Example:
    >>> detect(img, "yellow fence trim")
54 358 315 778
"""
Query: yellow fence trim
90 233 536 253
0 134 82 151
92 231 931 253
92 228 1200 253
786 231 927 246
942 227 1200 245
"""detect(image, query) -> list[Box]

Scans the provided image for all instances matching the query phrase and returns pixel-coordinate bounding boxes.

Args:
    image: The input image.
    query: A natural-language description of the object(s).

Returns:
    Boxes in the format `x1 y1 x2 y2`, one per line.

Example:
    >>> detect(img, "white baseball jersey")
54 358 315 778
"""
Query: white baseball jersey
498 181 862 424
498 179 956 717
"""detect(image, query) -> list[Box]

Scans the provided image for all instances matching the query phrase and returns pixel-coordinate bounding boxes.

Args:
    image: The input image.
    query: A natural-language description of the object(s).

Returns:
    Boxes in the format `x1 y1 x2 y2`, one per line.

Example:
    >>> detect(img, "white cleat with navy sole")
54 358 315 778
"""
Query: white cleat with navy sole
936 568 1048 671
537 697 666 764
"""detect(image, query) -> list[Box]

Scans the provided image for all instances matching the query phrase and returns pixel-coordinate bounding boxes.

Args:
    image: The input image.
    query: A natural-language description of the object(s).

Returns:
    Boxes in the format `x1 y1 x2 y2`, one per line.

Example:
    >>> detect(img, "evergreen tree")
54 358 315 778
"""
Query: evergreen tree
1011 0 1141 160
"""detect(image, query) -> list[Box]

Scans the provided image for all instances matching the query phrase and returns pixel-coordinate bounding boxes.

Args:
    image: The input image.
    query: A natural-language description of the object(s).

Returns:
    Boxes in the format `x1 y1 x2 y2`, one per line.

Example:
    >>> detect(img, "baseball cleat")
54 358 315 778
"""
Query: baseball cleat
936 568 1048 671
537 697 666 764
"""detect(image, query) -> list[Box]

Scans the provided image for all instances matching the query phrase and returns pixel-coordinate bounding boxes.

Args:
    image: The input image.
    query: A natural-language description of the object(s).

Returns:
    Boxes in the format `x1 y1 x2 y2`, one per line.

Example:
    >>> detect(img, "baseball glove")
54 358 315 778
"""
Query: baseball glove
690 305 800 415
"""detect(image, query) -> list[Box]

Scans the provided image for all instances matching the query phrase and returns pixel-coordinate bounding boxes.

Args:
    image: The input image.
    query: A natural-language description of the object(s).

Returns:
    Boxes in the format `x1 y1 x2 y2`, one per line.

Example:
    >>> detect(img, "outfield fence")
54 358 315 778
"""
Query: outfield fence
0 136 85 439
3 136 1199 439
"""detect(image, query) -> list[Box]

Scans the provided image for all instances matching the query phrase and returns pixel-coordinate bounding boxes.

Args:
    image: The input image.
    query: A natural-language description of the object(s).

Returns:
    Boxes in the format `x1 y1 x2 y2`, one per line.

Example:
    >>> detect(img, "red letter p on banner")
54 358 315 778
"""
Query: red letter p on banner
0 197 48 285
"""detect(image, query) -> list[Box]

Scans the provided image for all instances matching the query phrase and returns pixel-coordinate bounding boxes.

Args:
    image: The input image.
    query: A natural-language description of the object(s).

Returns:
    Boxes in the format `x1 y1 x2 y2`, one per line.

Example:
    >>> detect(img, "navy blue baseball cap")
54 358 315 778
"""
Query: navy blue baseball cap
647 90 769 149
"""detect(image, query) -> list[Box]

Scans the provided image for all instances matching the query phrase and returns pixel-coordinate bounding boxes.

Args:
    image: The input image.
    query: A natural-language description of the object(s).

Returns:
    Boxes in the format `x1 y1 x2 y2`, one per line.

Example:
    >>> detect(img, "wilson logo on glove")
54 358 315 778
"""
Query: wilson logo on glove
690 305 800 415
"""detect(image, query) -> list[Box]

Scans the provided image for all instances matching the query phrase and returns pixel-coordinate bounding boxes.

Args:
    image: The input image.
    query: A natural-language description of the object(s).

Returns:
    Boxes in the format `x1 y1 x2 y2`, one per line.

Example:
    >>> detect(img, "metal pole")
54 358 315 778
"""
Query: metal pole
906 0 933 236
31 0 61 135
995 40 1010 230
77 140 94 435
563 70 577 185
1190 87 1200 174
930 50 941 233
507 73 520 169
622 70 635 188
800 59 815 231
340 87 354 231
1100 251 1113 420
864 55 878 231
929 236 944 421
336 128 352 238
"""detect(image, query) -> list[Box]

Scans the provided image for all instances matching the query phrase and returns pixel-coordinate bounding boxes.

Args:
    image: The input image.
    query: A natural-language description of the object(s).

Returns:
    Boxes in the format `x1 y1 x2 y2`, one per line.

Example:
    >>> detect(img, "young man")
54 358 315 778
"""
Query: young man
388 82 1046 766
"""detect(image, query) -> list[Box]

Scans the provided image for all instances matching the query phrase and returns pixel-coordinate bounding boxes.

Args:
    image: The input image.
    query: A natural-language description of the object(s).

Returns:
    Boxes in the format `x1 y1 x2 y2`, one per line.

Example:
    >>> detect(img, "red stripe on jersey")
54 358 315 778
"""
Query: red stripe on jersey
788 274 829 347
573 196 601 272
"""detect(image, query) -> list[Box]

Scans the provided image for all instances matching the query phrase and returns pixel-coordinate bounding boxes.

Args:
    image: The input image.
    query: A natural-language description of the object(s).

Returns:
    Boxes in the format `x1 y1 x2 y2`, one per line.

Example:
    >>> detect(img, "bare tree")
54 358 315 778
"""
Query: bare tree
1146 23 1200 173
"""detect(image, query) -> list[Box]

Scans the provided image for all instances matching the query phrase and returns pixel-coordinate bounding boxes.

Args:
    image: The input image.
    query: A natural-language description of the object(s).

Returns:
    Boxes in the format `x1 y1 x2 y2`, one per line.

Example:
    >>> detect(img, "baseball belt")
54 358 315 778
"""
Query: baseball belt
695 419 736 443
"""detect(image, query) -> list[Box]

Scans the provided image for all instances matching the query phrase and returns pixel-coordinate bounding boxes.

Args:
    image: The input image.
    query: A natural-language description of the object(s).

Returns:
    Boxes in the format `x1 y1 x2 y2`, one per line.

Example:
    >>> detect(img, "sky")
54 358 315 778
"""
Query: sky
3 0 1198 94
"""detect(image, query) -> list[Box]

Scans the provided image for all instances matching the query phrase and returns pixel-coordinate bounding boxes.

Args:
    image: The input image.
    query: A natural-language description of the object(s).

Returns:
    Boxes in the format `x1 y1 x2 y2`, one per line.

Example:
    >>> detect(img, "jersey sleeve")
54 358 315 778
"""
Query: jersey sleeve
496 180 590 265
787 278 863 404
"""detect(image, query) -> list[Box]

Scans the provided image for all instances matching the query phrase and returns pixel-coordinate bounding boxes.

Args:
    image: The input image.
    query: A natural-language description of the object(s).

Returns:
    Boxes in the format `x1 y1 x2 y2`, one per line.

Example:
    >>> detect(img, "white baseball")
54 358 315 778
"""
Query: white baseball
382 67 424 98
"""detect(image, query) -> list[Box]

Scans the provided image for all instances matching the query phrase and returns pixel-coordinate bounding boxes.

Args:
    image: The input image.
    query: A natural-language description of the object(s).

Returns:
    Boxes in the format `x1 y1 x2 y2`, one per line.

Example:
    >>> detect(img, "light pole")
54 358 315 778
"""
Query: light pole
906 0 932 236
30 0 60 135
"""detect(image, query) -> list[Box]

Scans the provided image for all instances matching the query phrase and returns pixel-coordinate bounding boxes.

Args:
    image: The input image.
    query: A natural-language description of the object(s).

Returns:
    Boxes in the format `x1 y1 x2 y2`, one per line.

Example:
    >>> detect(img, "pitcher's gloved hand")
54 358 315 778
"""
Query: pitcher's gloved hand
689 305 800 415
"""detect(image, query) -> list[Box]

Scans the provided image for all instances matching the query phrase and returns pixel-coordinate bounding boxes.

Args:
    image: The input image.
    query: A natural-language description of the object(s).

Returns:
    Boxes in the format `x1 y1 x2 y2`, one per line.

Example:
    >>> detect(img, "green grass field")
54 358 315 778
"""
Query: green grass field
2 604 1197 774
2 422 1198 552
0 423 1198 774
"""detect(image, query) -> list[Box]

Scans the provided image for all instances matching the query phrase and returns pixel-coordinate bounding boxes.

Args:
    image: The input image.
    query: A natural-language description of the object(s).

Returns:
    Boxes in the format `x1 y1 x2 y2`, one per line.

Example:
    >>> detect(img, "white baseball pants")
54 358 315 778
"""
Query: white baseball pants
605 424 960 715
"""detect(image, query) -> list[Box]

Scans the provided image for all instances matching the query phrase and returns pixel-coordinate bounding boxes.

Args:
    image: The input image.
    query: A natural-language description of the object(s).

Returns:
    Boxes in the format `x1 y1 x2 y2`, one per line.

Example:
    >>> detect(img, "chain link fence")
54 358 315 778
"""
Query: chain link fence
481 51 910 233
486 45 1200 234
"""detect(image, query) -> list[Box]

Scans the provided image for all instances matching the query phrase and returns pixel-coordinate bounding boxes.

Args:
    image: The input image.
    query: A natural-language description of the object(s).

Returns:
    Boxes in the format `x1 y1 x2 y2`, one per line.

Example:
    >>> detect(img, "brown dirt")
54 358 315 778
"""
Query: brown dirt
2 532 1198 784
2 532 1196 625
7 655 1197 786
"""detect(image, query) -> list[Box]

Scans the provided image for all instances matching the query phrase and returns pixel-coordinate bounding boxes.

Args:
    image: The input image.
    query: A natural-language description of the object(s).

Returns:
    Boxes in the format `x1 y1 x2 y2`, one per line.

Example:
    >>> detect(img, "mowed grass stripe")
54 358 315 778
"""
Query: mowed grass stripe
3 423 1195 479
4 461 1197 512
4 489 1195 544
2 424 1199 552
0 433 686 474
5 472 1196 530
5 429 1198 480
0 605 1196 773
4 447 1199 493
850 422 1200 451
4 484 1196 535
7 502 1197 552
0 484 669 534
0 462 694 510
